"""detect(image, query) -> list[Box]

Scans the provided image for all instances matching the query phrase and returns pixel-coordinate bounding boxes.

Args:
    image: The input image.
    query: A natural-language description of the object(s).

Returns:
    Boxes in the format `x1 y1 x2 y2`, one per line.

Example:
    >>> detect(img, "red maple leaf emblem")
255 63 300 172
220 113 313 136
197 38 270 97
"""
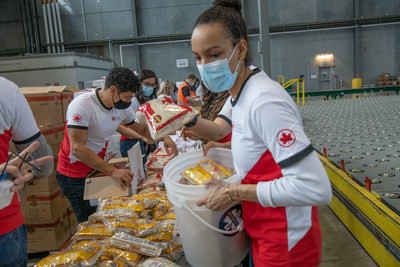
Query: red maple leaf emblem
280 133 293 144
112 116 115 121
276 129 296 147
72 114 82 122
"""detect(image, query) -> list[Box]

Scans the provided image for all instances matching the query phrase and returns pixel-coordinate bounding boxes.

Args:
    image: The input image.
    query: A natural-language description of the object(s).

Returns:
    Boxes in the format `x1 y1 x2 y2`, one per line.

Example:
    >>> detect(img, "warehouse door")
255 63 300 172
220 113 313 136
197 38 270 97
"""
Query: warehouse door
319 66 331 91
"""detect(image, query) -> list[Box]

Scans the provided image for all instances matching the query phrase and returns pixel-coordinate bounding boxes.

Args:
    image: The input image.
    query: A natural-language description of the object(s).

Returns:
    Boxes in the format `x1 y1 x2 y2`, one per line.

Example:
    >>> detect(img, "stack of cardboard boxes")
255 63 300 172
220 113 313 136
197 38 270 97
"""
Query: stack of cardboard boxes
376 73 398 86
17 86 79 252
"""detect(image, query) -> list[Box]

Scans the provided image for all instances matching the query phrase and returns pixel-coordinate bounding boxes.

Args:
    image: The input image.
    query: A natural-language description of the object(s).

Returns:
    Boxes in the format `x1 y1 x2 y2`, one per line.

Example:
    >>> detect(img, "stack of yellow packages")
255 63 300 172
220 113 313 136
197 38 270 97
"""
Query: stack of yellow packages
35 192 182 267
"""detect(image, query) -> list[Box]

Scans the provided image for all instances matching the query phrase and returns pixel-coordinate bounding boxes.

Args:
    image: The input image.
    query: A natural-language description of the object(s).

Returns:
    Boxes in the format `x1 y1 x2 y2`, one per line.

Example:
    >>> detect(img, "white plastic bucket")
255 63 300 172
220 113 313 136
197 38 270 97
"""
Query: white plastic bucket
163 148 248 267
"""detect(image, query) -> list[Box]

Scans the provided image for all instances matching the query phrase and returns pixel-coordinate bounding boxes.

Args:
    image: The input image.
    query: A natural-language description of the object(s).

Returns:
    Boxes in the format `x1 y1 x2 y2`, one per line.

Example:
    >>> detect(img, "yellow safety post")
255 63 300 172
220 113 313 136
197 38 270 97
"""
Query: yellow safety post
302 79 305 106
296 80 300 105
278 75 285 85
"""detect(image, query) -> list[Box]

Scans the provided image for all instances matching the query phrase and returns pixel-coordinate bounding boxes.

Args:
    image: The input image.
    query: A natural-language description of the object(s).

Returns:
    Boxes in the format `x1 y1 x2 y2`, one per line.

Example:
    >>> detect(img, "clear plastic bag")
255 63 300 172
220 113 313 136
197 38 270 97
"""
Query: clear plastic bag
34 246 104 267
138 257 180 267
135 97 197 140
109 232 165 257
102 246 142 267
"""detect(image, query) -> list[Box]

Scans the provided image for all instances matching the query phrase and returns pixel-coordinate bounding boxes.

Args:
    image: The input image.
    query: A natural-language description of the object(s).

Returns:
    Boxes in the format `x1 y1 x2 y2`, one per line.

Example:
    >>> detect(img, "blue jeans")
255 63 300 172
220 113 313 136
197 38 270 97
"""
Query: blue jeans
120 139 148 165
0 224 27 267
56 172 97 223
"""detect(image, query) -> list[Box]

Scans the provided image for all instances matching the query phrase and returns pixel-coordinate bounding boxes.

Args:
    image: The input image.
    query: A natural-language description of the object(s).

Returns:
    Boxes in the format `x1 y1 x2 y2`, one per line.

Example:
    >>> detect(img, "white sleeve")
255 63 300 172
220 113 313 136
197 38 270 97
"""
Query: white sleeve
252 90 310 165
216 97 232 126
131 97 141 112
251 89 332 207
256 151 332 207
66 97 91 129
8 81 39 141
122 108 136 125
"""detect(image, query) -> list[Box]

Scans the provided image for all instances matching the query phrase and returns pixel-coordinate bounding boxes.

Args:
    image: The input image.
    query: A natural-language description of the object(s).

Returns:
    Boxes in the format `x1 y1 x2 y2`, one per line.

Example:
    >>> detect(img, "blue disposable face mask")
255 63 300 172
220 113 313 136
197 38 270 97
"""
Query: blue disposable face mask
197 43 240 93
142 86 154 97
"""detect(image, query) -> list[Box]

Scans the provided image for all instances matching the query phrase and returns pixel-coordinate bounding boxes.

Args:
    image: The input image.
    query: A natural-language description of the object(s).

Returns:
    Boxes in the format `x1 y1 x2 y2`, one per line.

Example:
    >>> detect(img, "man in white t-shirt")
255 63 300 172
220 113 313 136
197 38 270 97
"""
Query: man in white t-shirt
0 77 54 265
56 67 176 223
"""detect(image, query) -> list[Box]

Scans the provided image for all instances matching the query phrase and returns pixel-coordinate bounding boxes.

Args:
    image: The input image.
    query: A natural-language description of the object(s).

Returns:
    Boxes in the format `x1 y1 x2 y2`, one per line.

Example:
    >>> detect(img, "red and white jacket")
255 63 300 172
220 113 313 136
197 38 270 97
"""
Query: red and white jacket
228 69 332 266
0 77 40 235
57 89 135 178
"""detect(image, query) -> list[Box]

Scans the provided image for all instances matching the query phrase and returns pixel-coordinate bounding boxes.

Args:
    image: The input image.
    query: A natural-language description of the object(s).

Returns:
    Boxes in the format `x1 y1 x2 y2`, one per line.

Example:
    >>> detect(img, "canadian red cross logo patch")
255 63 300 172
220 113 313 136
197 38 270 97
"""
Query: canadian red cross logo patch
72 114 82 122
276 129 296 147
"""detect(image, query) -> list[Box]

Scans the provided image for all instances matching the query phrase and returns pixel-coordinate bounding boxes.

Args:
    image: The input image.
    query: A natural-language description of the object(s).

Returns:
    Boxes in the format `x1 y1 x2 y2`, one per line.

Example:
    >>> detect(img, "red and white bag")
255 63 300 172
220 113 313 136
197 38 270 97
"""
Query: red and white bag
135 97 197 140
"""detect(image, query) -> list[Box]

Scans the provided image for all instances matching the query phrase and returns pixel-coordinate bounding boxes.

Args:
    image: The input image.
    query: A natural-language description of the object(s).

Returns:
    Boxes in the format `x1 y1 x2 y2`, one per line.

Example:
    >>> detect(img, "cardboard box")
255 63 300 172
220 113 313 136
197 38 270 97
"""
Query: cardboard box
62 91 75 123
39 124 65 146
21 188 70 224
20 86 78 126
26 211 70 253
84 143 144 200
39 123 65 158
68 207 78 236
91 157 129 177
84 175 129 200
25 170 59 194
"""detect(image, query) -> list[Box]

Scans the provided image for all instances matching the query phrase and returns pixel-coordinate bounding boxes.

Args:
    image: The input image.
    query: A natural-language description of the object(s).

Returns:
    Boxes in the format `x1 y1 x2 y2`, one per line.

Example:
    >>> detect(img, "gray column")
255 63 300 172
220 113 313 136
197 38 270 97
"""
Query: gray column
354 0 361 78
257 0 271 76
130 0 141 71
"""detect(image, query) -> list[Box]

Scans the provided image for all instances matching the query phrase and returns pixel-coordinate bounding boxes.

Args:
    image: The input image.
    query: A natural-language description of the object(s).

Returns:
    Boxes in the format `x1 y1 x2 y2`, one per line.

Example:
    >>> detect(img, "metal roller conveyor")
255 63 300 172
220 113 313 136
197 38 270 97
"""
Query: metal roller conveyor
298 95 400 266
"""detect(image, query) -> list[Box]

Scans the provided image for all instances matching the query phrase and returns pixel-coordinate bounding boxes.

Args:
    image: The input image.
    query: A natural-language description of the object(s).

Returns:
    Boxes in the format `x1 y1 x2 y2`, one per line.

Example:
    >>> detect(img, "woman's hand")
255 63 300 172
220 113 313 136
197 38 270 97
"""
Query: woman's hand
163 135 178 156
197 178 233 211
202 141 231 156
180 126 201 141
1 141 53 192
143 137 155 145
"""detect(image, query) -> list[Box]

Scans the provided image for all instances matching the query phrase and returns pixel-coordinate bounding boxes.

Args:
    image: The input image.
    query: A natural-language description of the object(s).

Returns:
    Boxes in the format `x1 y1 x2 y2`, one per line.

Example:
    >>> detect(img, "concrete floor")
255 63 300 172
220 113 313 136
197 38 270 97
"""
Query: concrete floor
319 205 377 267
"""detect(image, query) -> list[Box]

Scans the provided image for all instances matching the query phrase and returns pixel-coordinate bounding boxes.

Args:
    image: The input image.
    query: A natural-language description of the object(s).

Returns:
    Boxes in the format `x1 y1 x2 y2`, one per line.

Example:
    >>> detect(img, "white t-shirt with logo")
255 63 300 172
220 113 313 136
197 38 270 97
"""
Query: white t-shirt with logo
57 89 135 177
229 69 331 261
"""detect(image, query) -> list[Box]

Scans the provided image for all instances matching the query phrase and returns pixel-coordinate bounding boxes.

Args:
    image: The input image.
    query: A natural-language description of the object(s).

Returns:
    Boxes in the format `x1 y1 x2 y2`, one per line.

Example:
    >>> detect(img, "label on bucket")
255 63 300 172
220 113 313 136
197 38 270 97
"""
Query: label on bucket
219 204 242 236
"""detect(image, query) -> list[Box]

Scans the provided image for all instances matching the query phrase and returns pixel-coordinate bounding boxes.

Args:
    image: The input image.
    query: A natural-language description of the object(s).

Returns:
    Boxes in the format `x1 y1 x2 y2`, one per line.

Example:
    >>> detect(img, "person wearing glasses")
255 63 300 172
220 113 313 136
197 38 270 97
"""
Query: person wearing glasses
56 67 176 223
0 76 54 266
119 69 160 161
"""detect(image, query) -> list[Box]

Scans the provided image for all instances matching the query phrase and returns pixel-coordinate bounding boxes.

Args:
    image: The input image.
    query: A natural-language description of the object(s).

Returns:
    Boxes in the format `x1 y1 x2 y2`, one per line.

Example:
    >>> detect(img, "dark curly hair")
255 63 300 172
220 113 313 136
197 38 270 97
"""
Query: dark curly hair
194 0 251 65
104 67 140 93
136 69 159 104
201 82 230 122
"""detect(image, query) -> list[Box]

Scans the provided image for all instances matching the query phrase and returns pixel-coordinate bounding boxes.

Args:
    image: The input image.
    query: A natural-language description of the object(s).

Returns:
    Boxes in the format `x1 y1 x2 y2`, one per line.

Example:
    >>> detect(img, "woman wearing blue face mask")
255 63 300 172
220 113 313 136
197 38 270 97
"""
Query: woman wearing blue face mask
181 1 332 266
119 69 159 161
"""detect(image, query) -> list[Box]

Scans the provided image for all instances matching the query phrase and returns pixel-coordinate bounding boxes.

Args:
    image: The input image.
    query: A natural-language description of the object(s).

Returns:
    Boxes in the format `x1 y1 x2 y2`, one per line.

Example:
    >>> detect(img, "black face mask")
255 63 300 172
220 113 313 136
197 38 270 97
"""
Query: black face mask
113 90 131 109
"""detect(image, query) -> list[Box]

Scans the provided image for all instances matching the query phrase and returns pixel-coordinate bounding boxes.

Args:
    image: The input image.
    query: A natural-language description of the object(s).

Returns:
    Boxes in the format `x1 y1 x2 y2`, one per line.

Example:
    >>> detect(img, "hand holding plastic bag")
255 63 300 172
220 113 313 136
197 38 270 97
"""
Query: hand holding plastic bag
135 97 197 140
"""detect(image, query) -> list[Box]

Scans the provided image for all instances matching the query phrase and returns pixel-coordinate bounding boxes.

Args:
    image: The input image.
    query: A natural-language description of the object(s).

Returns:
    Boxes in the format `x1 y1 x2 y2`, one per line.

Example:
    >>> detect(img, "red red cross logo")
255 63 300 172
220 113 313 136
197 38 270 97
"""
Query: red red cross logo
72 114 82 122
276 129 296 147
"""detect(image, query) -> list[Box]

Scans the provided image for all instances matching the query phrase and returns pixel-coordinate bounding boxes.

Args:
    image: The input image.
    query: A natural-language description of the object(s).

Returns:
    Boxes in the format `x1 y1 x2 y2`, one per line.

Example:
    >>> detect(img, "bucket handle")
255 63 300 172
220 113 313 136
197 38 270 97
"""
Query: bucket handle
179 198 243 235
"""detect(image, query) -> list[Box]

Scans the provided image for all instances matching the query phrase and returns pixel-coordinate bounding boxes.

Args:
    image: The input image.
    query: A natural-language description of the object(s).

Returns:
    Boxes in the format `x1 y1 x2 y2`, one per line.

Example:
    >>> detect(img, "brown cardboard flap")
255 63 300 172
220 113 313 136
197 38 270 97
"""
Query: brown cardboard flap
84 176 129 200
20 86 79 95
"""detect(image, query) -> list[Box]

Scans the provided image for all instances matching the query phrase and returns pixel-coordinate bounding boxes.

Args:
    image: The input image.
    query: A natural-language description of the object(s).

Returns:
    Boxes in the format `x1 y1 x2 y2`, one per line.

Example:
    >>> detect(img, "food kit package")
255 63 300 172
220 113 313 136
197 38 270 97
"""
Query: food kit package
97 197 145 218
161 241 184 262
105 217 158 237
34 246 104 267
135 97 197 140
102 246 142 267
137 257 179 267
137 173 163 190
72 224 113 241
145 157 170 172
95 259 128 267
109 232 165 257
181 158 234 185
